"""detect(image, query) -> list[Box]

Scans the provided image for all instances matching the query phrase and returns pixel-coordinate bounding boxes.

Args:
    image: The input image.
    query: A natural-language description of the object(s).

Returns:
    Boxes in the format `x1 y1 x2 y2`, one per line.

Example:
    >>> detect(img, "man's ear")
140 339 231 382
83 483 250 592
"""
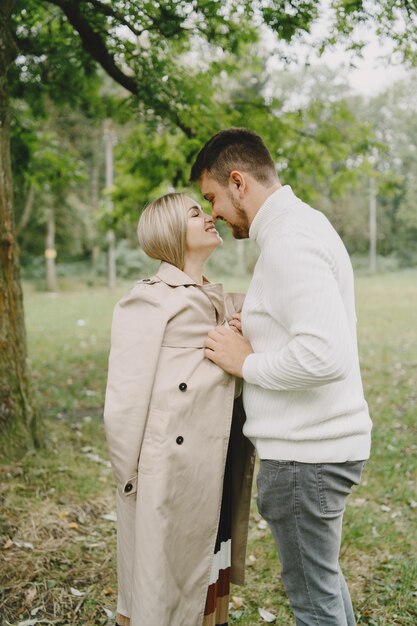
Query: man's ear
229 170 246 196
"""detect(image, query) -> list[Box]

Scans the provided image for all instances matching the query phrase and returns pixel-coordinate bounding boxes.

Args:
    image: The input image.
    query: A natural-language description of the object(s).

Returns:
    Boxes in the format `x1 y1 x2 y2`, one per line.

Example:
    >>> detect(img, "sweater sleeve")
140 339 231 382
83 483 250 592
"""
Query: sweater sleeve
103 286 169 491
242 234 354 390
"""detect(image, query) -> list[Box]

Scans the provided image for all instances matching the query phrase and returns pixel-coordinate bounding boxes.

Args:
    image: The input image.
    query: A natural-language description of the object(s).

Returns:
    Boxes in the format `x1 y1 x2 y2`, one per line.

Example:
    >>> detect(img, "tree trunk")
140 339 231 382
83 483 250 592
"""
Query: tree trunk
0 2 43 460
369 177 377 273
45 207 58 291
91 132 100 277
16 184 35 236
104 119 116 288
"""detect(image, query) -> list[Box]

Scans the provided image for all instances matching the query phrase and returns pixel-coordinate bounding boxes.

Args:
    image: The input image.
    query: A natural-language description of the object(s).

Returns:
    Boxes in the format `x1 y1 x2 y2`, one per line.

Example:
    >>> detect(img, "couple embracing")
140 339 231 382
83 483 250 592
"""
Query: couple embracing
104 128 372 626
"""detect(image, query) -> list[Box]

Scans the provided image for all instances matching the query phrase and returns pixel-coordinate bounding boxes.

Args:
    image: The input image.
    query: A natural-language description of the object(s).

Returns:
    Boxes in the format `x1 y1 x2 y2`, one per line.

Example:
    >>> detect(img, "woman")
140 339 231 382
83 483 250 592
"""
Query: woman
104 193 255 626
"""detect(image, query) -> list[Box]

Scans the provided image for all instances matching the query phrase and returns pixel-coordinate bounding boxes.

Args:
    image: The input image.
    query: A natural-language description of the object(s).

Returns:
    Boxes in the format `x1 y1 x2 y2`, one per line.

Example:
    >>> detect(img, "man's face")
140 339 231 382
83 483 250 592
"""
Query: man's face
199 171 250 239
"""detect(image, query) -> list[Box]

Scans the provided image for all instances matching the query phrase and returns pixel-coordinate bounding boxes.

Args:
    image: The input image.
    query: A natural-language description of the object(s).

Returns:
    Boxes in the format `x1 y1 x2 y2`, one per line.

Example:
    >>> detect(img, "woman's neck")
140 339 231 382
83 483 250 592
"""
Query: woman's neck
183 256 208 285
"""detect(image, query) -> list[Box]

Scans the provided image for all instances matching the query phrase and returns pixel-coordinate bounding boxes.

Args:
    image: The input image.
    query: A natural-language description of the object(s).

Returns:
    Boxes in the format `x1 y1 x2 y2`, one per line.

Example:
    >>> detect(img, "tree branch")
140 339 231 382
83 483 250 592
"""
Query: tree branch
80 0 145 37
44 0 195 137
83 0 189 38
46 0 139 94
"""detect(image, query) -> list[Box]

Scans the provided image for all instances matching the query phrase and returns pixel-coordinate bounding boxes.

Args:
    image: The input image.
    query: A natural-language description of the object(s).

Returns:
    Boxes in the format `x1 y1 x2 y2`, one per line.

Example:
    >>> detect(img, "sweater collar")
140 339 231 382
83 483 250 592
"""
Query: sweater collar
249 185 298 246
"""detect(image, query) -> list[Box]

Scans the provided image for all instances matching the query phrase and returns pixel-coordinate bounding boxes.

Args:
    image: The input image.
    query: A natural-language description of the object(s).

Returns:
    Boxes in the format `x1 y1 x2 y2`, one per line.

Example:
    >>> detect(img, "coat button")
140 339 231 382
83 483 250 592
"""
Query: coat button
179 382 187 391
176 436 184 445
124 483 133 493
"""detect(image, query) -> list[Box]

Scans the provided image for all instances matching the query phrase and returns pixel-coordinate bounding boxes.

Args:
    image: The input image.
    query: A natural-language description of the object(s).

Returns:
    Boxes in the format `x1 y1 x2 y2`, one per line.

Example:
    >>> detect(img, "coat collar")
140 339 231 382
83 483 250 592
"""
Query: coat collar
156 262 225 322
156 262 197 287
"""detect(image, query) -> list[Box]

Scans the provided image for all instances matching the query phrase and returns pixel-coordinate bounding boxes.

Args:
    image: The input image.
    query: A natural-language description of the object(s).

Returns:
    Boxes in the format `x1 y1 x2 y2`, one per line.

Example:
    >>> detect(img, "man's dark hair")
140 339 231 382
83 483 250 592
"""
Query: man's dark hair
190 128 277 186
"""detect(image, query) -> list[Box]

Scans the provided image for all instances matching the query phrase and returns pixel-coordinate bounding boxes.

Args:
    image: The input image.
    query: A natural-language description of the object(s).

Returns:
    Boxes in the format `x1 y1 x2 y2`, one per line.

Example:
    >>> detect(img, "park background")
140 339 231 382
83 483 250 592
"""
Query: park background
0 1 416 624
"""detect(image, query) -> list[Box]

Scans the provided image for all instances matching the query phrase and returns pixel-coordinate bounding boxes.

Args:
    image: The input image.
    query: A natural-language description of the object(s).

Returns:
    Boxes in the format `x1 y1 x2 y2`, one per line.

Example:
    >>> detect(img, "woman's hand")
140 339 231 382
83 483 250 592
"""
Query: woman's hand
229 313 242 335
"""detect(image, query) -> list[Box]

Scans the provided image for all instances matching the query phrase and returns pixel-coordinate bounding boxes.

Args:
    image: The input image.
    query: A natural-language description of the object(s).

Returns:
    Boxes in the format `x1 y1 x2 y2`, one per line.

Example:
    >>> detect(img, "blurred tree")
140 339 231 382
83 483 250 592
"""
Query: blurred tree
365 76 417 265
1 0 416 458
11 99 106 272
311 73 417 263
327 0 417 64
110 58 374 232
0 0 317 459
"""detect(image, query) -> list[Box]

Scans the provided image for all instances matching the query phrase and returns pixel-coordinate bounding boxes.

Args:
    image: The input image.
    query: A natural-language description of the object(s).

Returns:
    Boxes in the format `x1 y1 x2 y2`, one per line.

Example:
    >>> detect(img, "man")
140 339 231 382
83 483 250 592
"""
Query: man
190 128 372 626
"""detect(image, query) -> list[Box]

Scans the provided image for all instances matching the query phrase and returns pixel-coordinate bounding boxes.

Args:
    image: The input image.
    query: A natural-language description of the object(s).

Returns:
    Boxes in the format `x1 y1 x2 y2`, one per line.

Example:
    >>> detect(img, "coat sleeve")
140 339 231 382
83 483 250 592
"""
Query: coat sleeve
103 285 169 492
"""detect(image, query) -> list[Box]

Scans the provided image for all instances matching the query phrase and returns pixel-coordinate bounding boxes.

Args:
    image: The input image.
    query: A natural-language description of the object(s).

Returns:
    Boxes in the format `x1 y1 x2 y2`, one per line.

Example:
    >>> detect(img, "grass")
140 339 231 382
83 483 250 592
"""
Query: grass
1 270 417 625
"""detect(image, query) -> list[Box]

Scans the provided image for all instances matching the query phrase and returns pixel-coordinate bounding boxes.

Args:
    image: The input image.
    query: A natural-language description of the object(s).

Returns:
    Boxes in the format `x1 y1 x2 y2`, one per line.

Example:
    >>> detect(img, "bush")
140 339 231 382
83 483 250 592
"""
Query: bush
350 253 401 274
97 239 159 279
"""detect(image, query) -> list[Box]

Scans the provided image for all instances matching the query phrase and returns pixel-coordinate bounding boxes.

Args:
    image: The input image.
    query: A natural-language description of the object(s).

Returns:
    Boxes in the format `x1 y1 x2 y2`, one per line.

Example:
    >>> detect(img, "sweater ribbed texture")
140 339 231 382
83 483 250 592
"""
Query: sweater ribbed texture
241 186 372 462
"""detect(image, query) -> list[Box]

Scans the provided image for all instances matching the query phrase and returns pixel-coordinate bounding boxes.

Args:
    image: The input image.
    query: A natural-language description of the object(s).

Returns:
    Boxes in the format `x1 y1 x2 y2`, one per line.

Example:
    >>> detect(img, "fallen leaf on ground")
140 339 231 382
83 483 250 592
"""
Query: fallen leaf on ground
30 607 42 617
70 587 85 597
101 512 117 522
84 452 111 467
14 540 34 550
350 498 366 507
258 607 276 622
25 586 37 605
85 541 105 549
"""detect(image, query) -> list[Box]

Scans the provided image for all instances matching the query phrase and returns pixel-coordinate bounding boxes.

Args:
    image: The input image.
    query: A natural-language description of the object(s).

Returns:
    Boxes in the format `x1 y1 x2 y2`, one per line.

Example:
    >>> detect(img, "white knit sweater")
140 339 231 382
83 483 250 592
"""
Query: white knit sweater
241 186 372 462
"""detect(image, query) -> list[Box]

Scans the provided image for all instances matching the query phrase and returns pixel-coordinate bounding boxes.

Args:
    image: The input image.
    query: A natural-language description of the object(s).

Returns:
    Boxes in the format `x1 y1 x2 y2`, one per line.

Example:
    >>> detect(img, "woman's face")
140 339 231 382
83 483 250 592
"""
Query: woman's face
184 196 222 255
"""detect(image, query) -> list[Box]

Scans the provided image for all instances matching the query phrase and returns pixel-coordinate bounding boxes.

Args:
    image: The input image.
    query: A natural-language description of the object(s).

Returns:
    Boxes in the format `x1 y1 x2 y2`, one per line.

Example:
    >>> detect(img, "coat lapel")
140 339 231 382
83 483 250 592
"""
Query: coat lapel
156 262 225 324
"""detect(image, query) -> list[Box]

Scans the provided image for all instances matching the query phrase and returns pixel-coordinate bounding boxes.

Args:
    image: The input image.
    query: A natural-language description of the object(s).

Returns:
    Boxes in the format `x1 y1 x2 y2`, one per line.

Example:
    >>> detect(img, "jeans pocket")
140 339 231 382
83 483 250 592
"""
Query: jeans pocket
317 461 365 515
256 460 293 521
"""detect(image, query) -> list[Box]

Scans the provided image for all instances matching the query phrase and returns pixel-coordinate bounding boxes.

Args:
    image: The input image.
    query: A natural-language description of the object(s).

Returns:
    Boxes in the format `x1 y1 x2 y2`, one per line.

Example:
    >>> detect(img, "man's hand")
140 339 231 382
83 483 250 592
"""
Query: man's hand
204 325 253 377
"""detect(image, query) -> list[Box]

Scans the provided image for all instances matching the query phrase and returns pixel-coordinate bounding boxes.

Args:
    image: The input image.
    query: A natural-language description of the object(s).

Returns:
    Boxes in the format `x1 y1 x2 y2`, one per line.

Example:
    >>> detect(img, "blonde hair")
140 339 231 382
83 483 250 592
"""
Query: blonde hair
137 193 189 270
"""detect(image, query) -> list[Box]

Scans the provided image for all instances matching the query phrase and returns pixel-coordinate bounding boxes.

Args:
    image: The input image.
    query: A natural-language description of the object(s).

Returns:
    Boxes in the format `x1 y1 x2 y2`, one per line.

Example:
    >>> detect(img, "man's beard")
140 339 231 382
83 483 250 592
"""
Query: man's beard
229 193 250 239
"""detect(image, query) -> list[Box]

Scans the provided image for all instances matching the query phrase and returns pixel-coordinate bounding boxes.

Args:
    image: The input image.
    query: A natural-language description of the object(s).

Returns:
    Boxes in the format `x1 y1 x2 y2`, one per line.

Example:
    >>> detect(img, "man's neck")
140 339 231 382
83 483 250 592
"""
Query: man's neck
247 181 282 226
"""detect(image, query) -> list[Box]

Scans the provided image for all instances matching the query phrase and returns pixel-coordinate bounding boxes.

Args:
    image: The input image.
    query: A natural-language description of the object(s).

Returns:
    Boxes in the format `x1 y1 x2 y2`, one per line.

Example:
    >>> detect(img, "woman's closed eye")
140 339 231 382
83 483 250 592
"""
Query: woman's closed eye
188 206 202 218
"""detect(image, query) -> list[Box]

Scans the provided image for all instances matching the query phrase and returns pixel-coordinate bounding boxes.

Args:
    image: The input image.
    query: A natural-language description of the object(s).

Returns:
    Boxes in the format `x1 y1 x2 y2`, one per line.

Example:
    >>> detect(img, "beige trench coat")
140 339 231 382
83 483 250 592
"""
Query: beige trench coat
104 262 255 626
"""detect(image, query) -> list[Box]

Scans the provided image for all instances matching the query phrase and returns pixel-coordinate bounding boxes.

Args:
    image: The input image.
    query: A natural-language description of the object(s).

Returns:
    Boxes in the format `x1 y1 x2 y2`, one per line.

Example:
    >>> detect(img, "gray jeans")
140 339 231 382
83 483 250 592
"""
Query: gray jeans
257 459 365 626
